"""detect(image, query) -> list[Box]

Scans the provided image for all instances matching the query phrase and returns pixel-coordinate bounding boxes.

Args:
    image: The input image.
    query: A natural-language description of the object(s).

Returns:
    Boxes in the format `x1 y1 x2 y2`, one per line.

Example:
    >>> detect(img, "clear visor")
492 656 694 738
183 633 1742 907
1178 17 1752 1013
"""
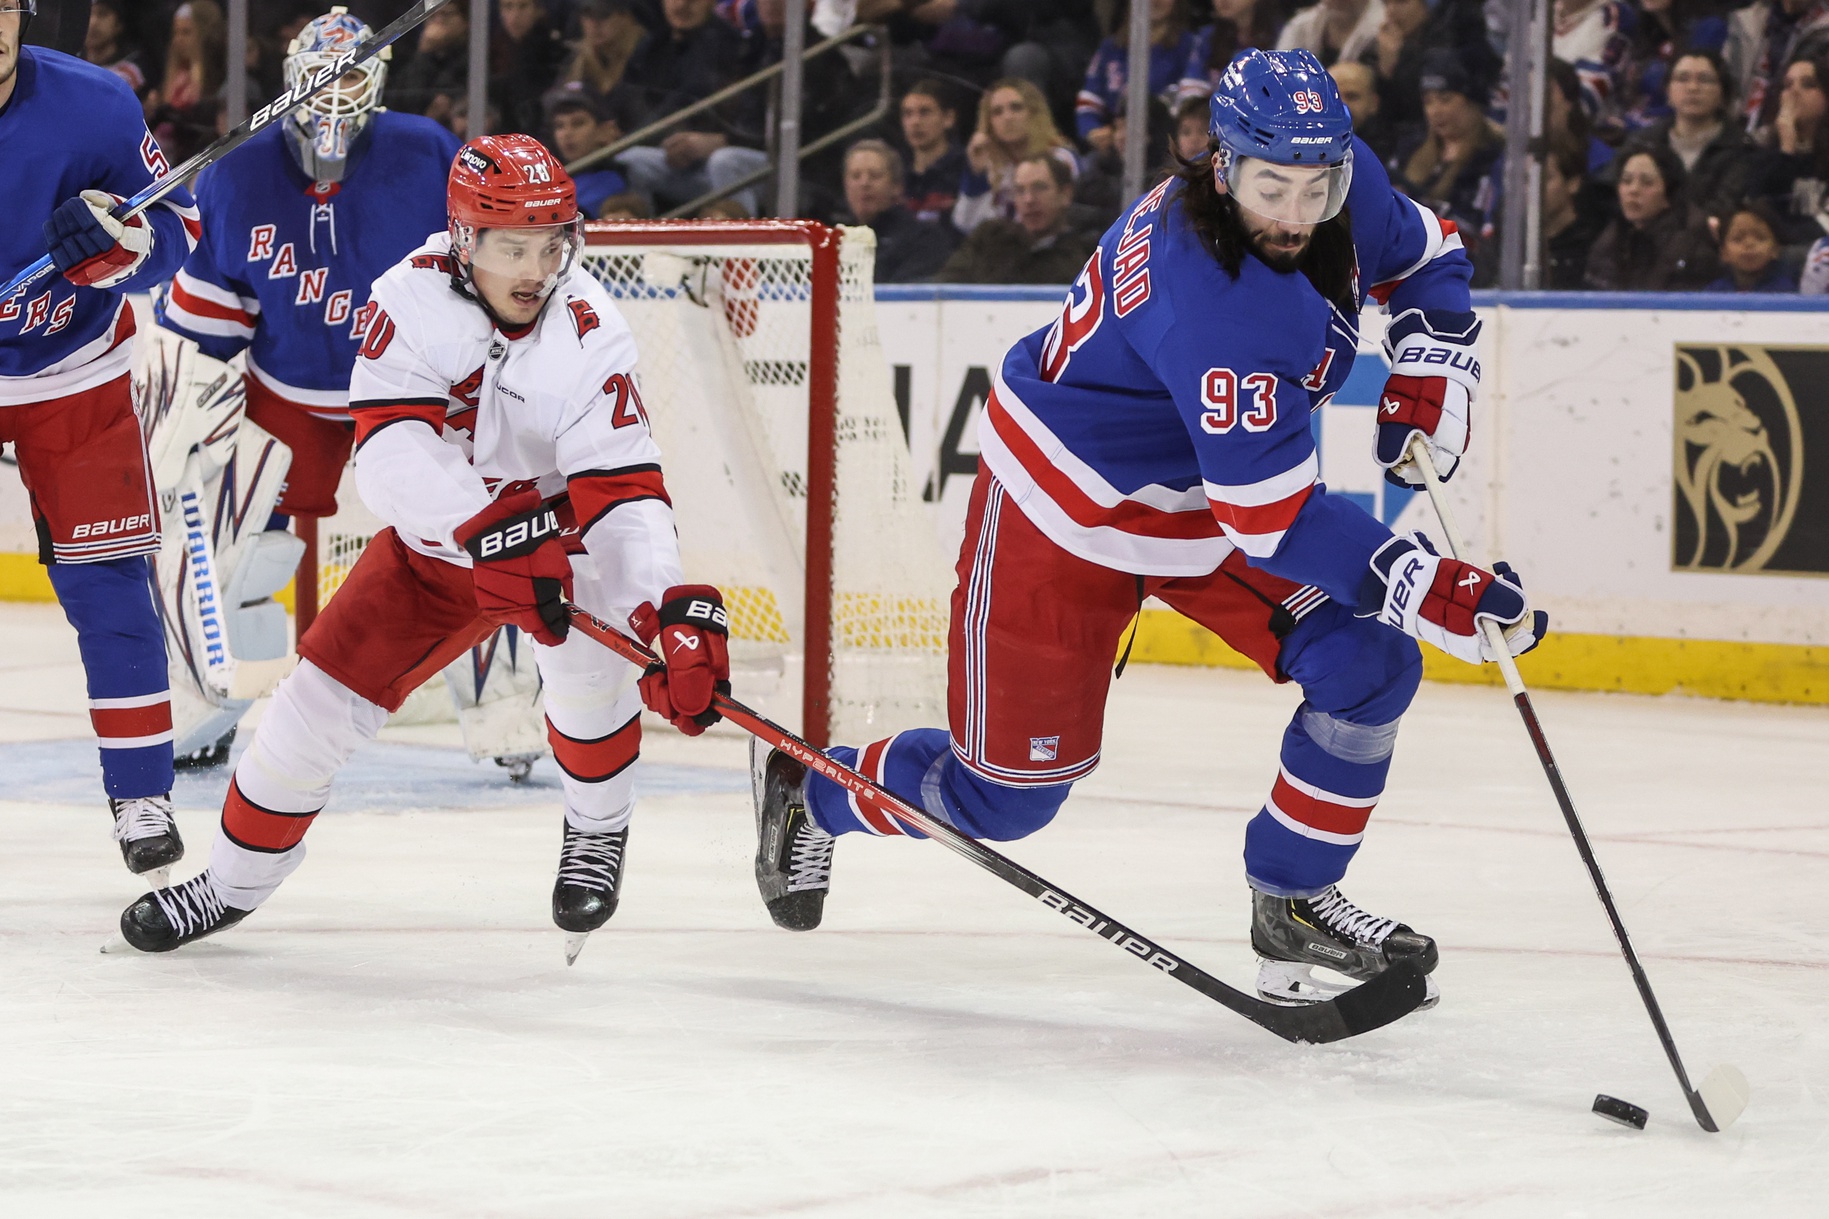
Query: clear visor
462 220 585 292
1225 152 1353 225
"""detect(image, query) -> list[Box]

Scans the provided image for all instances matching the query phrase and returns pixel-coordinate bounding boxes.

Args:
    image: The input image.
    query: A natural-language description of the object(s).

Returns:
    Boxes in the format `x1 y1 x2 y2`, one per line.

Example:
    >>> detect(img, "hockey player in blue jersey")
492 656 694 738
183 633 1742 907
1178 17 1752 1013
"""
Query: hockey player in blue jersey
159 8 459 633
0 1 200 879
752 49 1548 1010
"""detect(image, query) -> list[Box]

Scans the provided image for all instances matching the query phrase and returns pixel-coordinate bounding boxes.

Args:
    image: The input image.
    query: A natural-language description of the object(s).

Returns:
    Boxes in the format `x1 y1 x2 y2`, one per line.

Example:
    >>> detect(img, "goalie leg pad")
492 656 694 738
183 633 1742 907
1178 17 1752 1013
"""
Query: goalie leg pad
49 557 175 799
242 378 355 518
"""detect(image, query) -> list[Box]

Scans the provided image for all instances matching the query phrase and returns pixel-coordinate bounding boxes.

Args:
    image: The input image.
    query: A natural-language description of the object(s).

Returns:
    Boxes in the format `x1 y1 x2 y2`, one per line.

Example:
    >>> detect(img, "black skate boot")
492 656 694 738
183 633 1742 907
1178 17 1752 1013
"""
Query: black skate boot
553 822 629 965
109 794 184 885
1251 885 1440 1009
118 872 250 953
752 740 833 931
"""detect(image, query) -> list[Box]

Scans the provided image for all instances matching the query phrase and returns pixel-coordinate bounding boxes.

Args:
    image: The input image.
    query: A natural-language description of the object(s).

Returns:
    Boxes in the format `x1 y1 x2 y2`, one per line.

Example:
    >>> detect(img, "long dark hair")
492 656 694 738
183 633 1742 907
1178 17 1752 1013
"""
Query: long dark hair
1172 146 1358 313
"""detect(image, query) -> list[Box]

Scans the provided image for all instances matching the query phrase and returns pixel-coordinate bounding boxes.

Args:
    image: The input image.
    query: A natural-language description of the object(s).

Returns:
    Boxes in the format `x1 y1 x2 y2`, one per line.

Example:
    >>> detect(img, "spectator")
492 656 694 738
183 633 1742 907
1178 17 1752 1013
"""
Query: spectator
1367 0 1497 133
494 0 570 135
1076 0 1198 152
1723 0 1829 131
1553 0 1635 135
618 0 768 215
1630 49 1760 213
85 0 149 97
547 87 633 215
1073 97 1175 225
1798 229 1829 286
839 140 960 281
1278 0 1385 69
955 77 1080 233
1704 199 1798 287
941 153 1097 282
1544 134 1604 287
448 94 504 140
390 0 470 123
1548 56 1618 177
1393 50 1503 262
899 79 969 227
1613 0 1732 133
1330 60 1398 161
148 1 226 164
1750 48 1829 252
560 0 649 107
882 0 1031 94
1584 145 1720 287
735 0 866 222
1001 0 1106 132
1174 94 1212 159
1177 0 1286 105
597 190 655 218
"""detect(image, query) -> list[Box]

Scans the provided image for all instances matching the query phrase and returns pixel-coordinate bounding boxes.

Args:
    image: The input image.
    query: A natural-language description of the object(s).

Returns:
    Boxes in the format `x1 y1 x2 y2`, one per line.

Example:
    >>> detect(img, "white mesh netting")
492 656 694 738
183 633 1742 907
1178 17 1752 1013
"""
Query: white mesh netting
316 224 950 741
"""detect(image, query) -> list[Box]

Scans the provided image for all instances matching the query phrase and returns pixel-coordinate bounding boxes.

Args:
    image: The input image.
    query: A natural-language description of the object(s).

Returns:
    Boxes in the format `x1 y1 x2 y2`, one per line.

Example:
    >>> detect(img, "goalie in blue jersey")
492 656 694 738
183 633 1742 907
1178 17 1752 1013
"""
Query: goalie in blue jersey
752 50 1549 1011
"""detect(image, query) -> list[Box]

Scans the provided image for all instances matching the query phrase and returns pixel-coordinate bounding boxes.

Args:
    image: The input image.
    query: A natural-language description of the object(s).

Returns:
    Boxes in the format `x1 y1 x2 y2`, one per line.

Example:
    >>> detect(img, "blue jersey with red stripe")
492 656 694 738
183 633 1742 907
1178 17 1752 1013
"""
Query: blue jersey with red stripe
158 111 459 416
980 139 1472 606
0 48 199 406
1075 34 1199 140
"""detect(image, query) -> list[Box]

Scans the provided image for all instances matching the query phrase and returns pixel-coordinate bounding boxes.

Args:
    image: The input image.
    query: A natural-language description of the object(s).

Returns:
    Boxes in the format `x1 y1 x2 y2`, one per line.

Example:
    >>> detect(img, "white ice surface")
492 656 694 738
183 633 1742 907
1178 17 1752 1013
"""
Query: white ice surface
1 601 1824 1217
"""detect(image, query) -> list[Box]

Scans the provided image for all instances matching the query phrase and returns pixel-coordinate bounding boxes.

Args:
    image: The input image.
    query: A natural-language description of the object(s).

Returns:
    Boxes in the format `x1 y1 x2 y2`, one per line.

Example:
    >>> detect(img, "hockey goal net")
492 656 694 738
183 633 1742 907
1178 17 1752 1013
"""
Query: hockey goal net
313 220 950 745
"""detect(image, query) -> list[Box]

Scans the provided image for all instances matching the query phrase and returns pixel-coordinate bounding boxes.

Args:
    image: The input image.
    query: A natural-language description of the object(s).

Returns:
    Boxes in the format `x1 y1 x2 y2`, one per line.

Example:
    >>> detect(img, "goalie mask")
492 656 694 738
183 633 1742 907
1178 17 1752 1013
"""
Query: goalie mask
1208 49 1354 226
447 135 583 307
283 7 388 185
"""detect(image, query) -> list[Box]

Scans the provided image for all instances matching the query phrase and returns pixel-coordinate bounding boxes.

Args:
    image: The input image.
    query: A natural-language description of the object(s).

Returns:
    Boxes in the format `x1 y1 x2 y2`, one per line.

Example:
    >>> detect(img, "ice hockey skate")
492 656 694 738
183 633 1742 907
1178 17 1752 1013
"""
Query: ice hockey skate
553 822 629 965
1252 886 1441 1009
109 794 184 887
752 740 833 931
113 872 251 953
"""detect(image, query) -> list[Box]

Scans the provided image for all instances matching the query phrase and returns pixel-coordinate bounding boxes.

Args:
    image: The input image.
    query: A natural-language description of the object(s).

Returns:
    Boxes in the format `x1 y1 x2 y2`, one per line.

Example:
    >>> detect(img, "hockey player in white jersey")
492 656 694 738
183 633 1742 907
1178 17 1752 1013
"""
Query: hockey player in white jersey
117 135 731 963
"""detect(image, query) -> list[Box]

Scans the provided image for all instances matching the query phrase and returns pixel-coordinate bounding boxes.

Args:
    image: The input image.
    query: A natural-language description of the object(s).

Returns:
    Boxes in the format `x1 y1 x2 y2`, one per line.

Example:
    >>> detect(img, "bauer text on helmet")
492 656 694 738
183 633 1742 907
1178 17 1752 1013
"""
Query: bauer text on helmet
1209 49 1354 225
283 6 389 185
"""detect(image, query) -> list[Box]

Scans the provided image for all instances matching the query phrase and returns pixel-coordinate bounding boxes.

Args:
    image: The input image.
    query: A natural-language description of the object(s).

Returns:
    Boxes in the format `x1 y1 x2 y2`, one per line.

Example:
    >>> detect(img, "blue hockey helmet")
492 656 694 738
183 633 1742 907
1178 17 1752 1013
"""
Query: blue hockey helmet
283 7 389 185
1208 48 1354 225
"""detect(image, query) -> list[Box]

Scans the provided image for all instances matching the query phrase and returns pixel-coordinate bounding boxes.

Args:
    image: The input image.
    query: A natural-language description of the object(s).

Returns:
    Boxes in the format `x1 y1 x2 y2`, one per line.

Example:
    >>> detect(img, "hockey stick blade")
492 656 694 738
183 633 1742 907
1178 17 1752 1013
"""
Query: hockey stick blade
0 0 454 301
1405 438 1745 1131
564 602 1430 1044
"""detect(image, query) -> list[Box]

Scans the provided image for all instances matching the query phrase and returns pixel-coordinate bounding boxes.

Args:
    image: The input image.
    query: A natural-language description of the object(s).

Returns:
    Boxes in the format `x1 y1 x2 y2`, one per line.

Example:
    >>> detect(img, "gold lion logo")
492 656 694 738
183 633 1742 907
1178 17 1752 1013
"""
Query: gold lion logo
1673 347 1802 571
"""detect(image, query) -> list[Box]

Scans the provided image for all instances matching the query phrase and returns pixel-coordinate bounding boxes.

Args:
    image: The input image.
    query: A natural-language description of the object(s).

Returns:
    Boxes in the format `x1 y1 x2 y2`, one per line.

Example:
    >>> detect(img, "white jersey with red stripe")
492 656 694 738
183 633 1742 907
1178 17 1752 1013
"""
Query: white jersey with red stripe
983 137 1473 606
345 235 683 623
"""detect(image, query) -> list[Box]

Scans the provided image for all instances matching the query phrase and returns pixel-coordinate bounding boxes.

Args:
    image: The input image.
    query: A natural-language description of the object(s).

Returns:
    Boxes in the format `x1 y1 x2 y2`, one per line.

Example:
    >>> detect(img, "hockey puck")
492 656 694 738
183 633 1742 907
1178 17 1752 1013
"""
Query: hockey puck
1592 1094 1648 1130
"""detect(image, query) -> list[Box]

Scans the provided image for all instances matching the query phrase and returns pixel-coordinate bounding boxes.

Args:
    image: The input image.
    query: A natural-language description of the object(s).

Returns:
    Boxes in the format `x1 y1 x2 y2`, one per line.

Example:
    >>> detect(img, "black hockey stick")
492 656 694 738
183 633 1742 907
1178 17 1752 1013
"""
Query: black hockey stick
564 601 1428 1044
0 0 453 301
1405 437 1749 1130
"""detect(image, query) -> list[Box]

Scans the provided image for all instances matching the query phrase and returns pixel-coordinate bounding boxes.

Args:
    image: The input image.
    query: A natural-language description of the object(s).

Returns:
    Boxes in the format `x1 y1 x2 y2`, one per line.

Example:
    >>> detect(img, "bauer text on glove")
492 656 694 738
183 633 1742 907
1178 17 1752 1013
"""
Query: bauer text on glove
457 490 573 646
630 585 730 736
1375 309 1479 488
1356 532 1547 664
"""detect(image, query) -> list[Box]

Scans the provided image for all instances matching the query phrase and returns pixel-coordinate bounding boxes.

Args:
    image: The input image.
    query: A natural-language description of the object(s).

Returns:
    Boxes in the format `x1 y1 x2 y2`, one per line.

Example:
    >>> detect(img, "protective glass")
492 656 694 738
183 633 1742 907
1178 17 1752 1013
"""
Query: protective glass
1225 151 1353 225
464 220 585 294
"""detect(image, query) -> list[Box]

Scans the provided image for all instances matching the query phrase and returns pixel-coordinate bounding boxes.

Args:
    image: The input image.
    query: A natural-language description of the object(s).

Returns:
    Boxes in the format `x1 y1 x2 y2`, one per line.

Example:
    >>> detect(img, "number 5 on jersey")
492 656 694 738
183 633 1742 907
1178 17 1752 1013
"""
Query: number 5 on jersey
1201 368 1278 434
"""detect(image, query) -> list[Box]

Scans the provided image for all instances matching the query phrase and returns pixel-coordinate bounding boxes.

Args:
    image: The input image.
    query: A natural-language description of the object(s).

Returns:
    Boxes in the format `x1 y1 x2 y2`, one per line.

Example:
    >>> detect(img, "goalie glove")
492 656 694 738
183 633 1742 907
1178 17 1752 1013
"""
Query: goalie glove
1357 532 1547 665
45 190 154 289
630 585 730 736
1375 309 1480 488
457 490 573 646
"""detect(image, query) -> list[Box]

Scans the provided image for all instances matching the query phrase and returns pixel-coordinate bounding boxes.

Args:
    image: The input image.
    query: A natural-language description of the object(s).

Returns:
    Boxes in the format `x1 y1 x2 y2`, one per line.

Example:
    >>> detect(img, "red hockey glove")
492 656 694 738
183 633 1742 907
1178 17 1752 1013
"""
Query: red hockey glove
1357 533 1548 665
630 585 730 736
44 191 154 289
1374 309 1479 488
456 490 573 646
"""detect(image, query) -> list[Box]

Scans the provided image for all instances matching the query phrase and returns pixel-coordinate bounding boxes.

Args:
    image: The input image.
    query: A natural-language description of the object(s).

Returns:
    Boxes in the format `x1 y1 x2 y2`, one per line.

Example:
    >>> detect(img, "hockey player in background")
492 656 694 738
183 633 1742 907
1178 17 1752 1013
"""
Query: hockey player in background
157 6 459 646
119 135 730 964
753 50 1547 1010
0 1 200 878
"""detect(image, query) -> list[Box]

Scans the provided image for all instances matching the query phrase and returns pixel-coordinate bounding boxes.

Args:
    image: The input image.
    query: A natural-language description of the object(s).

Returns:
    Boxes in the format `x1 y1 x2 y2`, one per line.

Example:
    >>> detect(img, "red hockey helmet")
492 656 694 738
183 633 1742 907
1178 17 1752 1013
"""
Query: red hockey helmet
447 135 584 306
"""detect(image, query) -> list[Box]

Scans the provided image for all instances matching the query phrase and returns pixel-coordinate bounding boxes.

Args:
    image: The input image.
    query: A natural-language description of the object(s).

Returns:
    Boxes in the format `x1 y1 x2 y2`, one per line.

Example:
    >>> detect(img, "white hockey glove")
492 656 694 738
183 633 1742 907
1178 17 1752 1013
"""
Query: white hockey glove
1357 533 1548 665
1375 309 1481 488
45 190 155 290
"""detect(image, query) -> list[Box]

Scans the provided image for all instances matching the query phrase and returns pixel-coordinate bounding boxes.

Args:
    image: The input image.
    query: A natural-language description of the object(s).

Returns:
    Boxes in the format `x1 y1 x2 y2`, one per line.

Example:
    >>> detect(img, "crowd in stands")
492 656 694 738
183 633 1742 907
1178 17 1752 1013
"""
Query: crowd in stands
84 0 1829 291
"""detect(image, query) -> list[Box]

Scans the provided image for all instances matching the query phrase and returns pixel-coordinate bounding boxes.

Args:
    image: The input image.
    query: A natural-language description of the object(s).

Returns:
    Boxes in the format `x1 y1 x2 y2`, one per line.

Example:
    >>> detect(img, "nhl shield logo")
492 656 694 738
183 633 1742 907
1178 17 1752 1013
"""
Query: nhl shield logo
1029 736 1060 762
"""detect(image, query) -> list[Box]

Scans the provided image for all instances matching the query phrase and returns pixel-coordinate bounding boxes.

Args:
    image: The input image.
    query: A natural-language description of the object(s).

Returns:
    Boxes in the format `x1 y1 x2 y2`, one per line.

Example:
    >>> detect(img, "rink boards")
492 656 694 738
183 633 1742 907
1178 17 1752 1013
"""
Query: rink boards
1 290 1823 703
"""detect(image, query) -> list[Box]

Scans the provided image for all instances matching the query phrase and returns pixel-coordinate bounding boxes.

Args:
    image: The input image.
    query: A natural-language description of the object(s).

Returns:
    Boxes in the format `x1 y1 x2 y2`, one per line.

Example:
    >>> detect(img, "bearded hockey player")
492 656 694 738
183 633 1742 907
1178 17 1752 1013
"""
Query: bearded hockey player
152 8 462 763
0 2 200 880
118 135 730 965
752 50 1547 1010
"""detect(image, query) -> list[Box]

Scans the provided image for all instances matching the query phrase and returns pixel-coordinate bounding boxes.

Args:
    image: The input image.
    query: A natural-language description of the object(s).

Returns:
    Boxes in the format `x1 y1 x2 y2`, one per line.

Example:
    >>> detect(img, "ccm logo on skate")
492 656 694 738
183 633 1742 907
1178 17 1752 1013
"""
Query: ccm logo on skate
1039 891 1179 972
72 514 153 538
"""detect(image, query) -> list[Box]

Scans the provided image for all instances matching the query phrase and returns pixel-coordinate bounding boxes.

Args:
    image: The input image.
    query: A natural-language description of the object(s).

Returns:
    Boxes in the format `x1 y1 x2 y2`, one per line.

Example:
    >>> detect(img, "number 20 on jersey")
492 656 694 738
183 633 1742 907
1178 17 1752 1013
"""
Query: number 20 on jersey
1200 368 1278 434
